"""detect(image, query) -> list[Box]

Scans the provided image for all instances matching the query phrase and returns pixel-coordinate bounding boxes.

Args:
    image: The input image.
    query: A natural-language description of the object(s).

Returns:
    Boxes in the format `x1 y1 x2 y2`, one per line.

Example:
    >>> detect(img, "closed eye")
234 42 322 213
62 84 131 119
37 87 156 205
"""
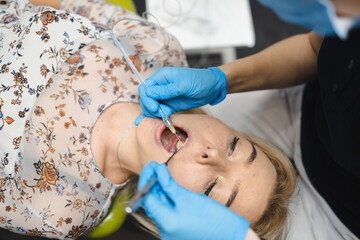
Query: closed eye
204 178 218 196
229 137 240 155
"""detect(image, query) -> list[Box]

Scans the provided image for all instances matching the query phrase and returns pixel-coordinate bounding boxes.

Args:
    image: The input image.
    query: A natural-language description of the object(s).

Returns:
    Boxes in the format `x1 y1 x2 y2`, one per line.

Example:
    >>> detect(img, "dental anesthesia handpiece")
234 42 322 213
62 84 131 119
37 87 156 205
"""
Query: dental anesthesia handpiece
124 175 157 214
111 35 179 137
126 140 183 214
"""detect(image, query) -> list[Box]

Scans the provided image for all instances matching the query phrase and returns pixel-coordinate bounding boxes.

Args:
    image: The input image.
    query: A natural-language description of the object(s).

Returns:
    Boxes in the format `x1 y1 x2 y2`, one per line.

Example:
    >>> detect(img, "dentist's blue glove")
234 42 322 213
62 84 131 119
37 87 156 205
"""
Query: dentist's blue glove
137 162 250 240
135 67 227 125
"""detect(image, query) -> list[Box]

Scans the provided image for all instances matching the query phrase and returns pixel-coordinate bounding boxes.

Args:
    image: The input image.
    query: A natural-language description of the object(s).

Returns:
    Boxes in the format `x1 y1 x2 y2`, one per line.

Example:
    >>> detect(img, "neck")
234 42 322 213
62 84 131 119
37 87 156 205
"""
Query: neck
91 102 143 184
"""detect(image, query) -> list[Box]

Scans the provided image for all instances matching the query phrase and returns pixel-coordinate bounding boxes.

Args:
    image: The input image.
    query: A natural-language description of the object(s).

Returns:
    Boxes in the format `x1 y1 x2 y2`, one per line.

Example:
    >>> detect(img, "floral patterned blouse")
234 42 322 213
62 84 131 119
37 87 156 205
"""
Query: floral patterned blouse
0 0 187 238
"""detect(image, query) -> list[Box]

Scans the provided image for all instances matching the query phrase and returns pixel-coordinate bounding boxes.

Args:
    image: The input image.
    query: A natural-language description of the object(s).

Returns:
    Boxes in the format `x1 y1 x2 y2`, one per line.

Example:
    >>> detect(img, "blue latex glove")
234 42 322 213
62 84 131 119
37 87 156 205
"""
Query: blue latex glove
134 67 227 125
138 162 250 240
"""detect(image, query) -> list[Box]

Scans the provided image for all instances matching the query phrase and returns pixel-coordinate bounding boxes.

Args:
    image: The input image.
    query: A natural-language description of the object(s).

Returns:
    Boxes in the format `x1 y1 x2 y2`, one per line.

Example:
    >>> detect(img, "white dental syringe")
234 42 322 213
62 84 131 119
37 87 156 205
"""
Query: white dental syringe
111 34 180 138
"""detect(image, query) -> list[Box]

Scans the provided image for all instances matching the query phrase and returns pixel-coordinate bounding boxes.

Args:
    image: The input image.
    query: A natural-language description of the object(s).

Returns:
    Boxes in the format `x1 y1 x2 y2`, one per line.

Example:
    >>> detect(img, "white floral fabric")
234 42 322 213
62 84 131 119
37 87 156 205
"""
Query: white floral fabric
0 0 187 238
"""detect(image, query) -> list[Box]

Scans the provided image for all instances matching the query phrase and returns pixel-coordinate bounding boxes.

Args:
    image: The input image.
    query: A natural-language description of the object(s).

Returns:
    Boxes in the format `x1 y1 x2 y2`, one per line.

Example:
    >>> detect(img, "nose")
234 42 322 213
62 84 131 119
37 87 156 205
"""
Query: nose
197 144 226 167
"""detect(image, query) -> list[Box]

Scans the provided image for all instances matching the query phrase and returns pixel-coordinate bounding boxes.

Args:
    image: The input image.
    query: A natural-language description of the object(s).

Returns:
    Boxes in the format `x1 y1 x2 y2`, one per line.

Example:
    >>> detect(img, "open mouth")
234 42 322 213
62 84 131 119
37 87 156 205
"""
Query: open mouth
161 127 188 153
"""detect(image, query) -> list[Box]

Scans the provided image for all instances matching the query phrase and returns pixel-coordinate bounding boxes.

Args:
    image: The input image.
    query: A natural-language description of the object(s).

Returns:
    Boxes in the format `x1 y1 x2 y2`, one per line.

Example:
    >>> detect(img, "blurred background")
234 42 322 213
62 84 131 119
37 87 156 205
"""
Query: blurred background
0 0 306 239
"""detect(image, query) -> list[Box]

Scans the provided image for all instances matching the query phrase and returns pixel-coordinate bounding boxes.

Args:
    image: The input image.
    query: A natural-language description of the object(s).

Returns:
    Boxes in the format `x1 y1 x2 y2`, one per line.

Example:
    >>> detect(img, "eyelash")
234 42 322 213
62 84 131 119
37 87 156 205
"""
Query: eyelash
204 177 218 196
229 137 240 155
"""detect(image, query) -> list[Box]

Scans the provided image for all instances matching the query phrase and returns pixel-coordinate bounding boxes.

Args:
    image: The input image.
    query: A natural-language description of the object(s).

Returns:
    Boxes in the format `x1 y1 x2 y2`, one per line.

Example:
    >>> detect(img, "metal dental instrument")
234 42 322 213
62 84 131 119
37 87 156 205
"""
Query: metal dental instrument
125 139 182 214
124 175 157 214
111 34 181 140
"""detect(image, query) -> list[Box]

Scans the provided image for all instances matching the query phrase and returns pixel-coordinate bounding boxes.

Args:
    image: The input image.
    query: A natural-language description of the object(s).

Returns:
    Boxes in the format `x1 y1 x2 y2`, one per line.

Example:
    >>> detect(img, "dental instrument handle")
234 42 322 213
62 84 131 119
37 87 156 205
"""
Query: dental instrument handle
111 35 176 134
124 175 157 214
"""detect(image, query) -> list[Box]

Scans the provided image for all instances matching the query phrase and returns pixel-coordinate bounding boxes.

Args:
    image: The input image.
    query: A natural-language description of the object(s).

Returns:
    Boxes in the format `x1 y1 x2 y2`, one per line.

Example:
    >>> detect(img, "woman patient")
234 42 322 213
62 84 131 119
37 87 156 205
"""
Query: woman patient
0 0 295 239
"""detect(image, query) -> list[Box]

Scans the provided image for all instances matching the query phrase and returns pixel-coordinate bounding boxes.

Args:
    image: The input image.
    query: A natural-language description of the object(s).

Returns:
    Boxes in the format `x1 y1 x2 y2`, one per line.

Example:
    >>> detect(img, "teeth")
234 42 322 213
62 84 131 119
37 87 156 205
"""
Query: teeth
175 138 188 151
175 141 182 151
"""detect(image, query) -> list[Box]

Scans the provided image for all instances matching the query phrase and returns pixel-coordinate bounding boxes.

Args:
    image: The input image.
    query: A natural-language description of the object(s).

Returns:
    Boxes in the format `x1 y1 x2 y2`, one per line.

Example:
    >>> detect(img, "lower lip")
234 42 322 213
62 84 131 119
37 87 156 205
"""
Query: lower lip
154 122 192 153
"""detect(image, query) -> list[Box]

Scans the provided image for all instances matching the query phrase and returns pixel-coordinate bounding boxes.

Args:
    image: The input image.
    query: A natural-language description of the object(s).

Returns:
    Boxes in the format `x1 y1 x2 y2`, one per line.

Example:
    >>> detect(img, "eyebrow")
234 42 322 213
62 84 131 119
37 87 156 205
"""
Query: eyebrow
248 143 257 163
225 143 257 207
225 183 239 207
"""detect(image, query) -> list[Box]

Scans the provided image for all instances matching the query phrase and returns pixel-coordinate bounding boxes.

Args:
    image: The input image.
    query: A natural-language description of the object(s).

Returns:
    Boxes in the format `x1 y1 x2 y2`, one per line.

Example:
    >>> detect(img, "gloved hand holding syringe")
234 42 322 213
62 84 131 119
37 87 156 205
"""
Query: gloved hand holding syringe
111 34 182 142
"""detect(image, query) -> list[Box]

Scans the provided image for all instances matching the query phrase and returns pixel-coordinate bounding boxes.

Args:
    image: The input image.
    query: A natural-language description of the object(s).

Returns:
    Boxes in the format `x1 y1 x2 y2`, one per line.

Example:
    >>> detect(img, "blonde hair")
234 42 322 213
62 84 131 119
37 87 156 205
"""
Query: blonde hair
119 112 296 240
241 133 296 240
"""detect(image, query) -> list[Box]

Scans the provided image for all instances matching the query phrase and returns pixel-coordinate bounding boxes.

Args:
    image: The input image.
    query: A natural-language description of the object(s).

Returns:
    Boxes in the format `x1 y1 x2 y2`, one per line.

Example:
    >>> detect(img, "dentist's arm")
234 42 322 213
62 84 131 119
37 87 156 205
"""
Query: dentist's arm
136 32 322 124
138 162 259 240
29 0 61 8
221 31 322 93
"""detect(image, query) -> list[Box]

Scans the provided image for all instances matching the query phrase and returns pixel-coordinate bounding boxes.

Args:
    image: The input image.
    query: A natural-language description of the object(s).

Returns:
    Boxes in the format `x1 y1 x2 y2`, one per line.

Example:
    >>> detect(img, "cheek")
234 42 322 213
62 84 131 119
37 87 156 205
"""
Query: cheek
168 163 204 193
234 166 276 221
137 145 170 167
229 180 266 222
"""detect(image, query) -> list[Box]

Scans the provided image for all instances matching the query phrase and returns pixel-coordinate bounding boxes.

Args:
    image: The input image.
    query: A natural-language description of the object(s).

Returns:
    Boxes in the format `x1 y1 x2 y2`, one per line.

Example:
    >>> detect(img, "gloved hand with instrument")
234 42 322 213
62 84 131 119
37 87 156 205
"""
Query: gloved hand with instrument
137 162 253 240
134 67 227 125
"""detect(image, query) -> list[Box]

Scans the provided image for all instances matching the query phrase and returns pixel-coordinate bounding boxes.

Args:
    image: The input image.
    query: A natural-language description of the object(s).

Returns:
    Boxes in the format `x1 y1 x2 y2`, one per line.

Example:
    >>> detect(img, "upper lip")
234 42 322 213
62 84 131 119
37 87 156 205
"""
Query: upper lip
154 122 191 154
